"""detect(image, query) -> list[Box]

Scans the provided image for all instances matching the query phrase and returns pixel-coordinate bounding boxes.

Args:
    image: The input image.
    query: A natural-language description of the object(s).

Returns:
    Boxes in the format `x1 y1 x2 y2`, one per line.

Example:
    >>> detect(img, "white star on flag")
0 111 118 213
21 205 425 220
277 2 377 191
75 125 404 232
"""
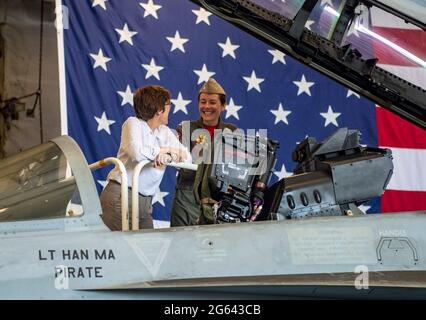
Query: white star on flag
89 49 112 71
152 189 169 207
347 89 360 98
166 31 189 53
171 92 191 114
139 0 162 19
115 23 138 45
320 105 341 127
94 111 115 135
359 204 371 213
97 180 108 189
117 85 133 107
218 37 240 59
193 64 216 85
270 103 292 125
274 164 292 181
142 58 164 80
192 7 212 25
293 74 315 96
243 70 265 92
268 49 286 64
225 98 243 120
92 0 108 10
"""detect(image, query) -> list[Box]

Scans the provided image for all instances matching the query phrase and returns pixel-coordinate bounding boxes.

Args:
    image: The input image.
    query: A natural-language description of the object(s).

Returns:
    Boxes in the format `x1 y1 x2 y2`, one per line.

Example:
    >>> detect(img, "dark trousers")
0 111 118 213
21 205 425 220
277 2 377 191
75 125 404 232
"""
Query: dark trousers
170 188 200 227
100 180 153 231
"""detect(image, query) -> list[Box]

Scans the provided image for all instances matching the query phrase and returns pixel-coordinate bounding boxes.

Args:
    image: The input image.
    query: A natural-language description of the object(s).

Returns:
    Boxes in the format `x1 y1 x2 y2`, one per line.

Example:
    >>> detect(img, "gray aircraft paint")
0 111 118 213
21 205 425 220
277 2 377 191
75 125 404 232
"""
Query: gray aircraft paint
0 137 425 299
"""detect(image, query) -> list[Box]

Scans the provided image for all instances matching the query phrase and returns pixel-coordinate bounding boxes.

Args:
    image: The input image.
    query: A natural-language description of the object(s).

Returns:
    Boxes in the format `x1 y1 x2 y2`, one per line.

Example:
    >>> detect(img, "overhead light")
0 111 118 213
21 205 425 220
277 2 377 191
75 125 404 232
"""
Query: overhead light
324 5 340 17
356 23 426 68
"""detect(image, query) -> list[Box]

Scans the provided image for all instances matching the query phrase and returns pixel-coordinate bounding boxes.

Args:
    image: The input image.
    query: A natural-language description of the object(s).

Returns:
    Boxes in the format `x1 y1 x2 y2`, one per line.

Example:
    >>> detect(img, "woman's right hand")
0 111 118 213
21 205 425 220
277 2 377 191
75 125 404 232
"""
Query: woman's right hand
154 152 172 168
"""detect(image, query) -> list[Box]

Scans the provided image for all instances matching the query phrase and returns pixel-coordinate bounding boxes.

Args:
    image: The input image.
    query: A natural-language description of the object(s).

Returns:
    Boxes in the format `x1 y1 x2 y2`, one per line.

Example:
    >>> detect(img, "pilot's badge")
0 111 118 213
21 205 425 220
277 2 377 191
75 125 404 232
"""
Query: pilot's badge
195 133 207 145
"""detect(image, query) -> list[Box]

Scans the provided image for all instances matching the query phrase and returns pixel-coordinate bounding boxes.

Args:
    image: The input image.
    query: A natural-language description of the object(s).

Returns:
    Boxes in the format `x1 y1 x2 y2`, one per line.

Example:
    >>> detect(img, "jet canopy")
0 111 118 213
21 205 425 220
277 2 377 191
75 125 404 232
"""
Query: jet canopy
0 136 101 223
190 0 426 128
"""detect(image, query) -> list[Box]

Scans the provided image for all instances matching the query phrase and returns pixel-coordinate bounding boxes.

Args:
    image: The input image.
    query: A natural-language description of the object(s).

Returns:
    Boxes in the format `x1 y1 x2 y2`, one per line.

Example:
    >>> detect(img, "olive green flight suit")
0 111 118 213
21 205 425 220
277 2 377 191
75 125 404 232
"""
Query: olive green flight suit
193 120 237 225
170 118 237 226
170 118 205 227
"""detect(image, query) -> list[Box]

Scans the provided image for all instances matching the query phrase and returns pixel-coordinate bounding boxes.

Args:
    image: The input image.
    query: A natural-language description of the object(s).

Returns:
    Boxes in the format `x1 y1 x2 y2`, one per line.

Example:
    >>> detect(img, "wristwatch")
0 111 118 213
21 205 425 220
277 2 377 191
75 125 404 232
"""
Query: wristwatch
166 152 177 162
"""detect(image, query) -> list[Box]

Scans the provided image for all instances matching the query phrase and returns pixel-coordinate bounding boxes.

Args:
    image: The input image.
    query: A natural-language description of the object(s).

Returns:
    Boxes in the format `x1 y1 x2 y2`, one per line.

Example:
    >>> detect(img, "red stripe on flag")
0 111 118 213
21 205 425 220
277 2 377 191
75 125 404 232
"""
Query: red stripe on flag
376 107 426 149
371 27 426 67
381 189 426 213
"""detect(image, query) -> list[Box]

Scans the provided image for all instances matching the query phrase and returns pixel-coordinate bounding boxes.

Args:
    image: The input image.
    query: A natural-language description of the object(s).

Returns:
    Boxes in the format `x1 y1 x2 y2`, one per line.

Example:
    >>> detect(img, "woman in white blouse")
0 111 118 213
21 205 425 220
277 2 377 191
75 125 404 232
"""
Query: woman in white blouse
100 85 191 230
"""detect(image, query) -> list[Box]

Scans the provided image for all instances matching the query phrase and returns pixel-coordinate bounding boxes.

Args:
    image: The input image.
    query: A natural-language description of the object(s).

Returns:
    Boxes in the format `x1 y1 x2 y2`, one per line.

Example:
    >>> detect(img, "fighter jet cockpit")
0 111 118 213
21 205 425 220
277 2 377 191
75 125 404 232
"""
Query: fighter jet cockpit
205 127 393 223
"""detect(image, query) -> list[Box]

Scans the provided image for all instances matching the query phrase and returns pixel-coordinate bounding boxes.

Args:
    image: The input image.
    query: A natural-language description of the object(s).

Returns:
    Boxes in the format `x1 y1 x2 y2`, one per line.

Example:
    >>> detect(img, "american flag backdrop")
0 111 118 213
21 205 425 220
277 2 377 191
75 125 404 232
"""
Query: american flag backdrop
367 6 426 213
62 0 426 226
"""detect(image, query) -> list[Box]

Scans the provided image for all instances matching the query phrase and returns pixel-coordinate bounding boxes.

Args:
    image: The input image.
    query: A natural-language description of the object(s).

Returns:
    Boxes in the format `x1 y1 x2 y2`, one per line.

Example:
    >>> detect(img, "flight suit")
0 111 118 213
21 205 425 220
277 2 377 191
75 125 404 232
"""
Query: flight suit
170 117 237 226
193 120 237 225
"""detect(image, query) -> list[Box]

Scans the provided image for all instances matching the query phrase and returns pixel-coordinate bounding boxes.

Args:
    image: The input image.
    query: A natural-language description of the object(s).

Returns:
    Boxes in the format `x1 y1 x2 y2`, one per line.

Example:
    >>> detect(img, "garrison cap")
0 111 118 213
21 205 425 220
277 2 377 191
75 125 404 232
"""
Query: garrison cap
198 78 226 97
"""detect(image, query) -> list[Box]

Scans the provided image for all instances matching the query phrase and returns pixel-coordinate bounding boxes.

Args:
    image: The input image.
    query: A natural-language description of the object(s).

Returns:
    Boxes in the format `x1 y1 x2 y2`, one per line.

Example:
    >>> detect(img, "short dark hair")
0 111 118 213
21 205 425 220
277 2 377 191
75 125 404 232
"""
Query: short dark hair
198 93 226 106
133 85 171 121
